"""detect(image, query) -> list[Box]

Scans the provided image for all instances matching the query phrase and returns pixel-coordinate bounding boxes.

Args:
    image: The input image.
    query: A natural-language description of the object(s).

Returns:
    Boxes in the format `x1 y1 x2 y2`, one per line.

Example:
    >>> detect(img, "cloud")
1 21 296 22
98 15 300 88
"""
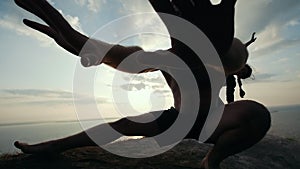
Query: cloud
120 72 168 91
153 89 172 98
118 0 153 13
286 19 300 27
0 4 85 47
74 0 106 13
123 74 165 84
0 15 53 46
120 83 146 91
254 73 277 81
117 0 300 53
240 72 278 84
235 0 300 57
74 0 85 6
0 89 110 106
236 0 300 37
0 89 74 106
57 9 85 34
120 84 172 98
137 32 170 51
253 74 297 84
115 0 170 50
273 57 289 63
252 23 300 56
152 84 166 90
3 89 73 98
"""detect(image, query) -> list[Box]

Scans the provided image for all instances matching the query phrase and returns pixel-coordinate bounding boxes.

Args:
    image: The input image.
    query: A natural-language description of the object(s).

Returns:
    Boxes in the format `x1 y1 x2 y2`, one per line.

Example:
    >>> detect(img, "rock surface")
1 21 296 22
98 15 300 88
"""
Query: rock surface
0 135 299 169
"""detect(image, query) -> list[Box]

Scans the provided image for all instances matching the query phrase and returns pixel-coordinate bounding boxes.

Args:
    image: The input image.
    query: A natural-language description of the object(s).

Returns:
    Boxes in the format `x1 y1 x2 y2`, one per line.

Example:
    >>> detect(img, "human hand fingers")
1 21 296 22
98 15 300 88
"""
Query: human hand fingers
252 32 257 42
23 19 56 38
15 0 85 55
23 19 79 55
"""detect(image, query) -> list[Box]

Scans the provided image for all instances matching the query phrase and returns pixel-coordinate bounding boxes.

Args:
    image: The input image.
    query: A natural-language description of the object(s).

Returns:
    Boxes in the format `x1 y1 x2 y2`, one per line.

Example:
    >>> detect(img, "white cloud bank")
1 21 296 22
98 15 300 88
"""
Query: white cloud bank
236 0 300 57
74 0 107 13
0 7 85 47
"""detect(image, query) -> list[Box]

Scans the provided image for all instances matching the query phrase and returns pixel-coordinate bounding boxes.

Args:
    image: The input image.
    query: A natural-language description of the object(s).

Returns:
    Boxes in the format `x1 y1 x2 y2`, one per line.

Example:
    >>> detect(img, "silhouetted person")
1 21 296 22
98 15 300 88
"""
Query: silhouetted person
14 1 270 169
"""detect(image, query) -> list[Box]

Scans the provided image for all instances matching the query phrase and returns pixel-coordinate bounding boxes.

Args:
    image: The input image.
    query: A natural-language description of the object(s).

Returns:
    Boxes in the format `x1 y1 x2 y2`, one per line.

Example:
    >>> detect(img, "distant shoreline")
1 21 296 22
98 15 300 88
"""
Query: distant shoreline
1 104 299 126
0 118 119 127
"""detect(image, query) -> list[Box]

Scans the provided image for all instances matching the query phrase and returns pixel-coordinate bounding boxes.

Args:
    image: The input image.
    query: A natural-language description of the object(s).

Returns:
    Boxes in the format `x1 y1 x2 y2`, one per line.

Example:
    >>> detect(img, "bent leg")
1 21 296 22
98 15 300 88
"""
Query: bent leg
201 100 271 169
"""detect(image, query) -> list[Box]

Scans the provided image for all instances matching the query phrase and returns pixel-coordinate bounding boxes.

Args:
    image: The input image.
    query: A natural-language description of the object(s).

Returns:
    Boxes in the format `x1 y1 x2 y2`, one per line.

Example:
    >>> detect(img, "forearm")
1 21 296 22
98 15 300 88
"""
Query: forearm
102 44 144 68
80 39 159 73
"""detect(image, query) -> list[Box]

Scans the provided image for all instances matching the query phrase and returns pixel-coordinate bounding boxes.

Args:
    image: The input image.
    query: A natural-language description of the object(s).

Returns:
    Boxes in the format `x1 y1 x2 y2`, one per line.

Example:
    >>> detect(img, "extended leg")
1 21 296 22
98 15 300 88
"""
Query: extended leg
201 100 271 169
14 111 166 154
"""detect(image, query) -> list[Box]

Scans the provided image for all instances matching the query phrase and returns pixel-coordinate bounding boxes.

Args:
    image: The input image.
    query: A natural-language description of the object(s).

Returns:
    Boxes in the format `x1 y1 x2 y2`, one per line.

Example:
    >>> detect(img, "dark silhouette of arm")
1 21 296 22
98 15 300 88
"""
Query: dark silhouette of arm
148 0 237 56
15 0 144 70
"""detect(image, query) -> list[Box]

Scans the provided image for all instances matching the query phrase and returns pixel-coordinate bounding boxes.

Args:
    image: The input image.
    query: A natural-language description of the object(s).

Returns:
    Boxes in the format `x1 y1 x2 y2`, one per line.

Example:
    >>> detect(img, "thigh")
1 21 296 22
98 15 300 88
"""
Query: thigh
126 107 179 132
205 100 271 143
110 107 179 137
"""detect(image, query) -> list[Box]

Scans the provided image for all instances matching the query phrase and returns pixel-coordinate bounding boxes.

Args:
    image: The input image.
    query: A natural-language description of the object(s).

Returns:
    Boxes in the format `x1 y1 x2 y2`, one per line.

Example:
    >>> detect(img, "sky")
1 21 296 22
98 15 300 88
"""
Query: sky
0 0 300 124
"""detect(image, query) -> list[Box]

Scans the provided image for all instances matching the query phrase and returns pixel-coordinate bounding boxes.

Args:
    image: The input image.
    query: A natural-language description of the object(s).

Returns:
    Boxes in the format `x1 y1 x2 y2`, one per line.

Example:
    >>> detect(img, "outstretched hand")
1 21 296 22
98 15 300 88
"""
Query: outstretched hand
15 0 88 56
23 19 78 55
251 32 257 42
245 32 257 47
15 0 144 68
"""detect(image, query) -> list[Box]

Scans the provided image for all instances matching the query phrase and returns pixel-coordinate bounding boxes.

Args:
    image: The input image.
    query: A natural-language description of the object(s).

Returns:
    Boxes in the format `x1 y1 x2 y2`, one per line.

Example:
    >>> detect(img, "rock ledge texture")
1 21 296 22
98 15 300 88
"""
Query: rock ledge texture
0 135 299 169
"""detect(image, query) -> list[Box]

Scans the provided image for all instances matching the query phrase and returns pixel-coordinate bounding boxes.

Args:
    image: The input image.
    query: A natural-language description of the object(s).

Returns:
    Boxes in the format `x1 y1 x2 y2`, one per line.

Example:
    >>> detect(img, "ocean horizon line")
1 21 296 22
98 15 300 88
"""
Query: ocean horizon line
1 104 299 127
0 118 120 127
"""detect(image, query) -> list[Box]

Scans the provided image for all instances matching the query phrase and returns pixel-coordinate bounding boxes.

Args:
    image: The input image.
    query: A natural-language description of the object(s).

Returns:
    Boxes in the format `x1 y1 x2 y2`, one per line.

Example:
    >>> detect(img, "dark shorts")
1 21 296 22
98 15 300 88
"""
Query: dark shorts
154 107 203 140
112 107 206 140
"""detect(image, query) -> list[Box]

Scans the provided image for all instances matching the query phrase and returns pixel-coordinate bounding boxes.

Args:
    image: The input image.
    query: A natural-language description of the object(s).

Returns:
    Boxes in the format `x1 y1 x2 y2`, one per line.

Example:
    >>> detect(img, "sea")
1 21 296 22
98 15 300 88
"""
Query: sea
0 104 299 155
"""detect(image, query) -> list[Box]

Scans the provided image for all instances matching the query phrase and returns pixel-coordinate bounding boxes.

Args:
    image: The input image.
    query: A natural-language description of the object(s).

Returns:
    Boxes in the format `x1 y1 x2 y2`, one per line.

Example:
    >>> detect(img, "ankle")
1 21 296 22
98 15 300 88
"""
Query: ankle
202 150 221 169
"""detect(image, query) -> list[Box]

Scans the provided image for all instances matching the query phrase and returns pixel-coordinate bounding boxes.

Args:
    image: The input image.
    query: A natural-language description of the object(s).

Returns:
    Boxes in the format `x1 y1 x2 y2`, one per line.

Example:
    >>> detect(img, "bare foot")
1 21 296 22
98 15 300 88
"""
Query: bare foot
200 150 221 169
200 156 209 169
200 157 221 169
14 141 62 154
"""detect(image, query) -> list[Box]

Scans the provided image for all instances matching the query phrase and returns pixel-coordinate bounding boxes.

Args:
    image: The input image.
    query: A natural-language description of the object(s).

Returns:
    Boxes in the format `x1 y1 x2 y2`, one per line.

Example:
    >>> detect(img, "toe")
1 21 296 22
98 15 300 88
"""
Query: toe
14 141 22 149
14 141 29 153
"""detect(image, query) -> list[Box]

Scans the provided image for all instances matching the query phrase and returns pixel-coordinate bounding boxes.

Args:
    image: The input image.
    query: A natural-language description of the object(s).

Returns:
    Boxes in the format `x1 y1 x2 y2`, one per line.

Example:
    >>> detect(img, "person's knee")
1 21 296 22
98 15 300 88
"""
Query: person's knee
110 118 130 133
243 100 271 135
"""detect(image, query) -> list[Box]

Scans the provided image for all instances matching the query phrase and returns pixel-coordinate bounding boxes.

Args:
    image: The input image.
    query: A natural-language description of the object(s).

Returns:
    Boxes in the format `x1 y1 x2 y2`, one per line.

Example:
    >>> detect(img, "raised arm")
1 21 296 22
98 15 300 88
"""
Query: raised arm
148 0 236 56
15 0 88 54
245 32 257 48
15 0 145 71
